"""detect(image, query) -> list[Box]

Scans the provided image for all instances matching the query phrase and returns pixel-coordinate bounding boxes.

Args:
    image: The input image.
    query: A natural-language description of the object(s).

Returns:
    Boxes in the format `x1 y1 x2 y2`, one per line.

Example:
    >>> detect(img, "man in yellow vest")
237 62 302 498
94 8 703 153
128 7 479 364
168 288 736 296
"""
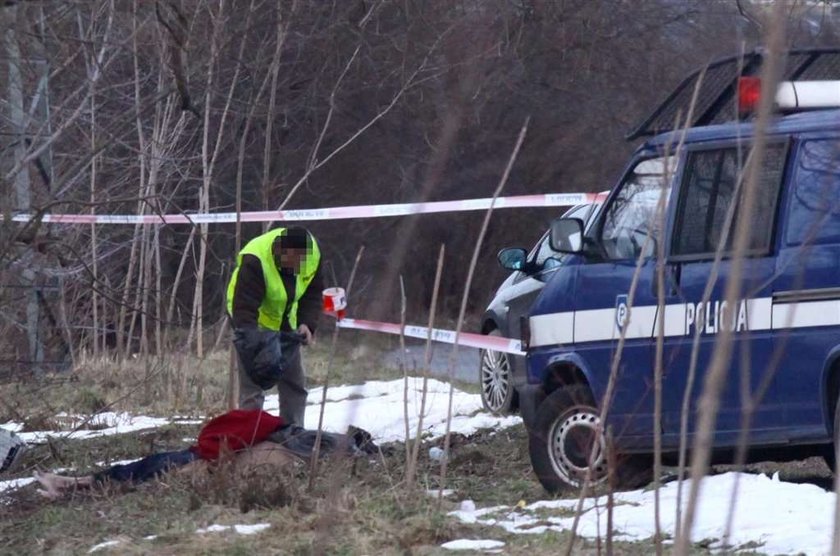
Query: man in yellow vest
226 226 323 426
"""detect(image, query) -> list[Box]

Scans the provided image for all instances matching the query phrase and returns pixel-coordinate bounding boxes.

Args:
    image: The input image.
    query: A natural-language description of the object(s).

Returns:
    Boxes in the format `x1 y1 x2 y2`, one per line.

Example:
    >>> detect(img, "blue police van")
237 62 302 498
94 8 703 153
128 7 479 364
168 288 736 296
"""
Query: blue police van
520 48 840 492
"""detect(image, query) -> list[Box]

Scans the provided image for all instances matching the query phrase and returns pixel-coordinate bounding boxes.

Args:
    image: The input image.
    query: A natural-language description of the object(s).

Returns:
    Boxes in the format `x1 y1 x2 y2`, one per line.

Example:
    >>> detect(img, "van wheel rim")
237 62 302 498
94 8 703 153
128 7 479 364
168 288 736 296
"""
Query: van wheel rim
481 349 511 412
549 409 608 487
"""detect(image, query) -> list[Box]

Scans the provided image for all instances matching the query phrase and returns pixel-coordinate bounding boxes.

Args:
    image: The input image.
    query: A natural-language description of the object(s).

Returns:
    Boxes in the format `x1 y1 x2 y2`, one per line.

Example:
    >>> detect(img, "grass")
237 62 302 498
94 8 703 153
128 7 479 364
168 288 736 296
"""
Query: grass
0 425 723 555
0 338 725 555
3 427 458 554
0 331 409 424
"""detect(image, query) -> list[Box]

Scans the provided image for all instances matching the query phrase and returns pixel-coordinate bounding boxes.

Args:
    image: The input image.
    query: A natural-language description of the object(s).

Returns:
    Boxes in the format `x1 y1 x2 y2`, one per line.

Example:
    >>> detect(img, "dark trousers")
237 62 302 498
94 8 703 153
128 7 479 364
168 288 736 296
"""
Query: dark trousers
93 449 198 485
237 344 308 426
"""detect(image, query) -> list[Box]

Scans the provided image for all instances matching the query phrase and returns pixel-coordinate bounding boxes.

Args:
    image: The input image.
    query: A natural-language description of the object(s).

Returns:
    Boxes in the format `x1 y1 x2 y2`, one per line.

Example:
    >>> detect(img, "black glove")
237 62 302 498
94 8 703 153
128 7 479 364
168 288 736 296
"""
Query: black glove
234 328 283 390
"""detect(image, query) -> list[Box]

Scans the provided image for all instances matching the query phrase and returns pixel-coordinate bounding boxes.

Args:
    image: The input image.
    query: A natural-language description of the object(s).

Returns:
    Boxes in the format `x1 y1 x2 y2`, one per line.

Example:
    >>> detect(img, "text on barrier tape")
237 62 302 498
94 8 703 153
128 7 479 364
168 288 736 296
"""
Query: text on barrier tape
337 318 525 356
6 192 603 225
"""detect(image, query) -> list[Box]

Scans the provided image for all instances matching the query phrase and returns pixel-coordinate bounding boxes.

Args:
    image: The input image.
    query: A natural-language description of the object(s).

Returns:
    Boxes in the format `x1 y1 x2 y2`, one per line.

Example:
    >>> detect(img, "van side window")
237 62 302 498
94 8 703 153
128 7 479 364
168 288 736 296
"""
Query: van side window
786 140 840 246
600 157 674 260
671 145 786 258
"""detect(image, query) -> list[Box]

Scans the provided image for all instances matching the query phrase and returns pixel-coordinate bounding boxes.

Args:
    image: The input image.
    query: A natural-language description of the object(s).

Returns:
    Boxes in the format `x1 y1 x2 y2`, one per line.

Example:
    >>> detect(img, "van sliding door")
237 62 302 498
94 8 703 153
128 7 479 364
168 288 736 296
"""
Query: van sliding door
660 142 788 447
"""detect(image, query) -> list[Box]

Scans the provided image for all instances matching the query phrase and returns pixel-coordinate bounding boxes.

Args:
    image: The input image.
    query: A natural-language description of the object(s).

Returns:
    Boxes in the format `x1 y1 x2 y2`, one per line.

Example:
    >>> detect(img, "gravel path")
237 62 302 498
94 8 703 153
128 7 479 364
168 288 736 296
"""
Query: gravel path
381 340 480 385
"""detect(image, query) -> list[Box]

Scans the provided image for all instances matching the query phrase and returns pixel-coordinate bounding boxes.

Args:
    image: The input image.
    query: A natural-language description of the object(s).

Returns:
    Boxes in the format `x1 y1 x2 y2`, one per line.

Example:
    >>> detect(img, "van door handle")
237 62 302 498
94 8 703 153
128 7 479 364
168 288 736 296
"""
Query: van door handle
670 263 681 291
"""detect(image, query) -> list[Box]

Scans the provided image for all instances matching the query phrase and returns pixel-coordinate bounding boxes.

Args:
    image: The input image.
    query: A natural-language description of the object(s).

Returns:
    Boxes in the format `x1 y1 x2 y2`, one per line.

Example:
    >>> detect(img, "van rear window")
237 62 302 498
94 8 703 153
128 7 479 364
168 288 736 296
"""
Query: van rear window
786 140 840 247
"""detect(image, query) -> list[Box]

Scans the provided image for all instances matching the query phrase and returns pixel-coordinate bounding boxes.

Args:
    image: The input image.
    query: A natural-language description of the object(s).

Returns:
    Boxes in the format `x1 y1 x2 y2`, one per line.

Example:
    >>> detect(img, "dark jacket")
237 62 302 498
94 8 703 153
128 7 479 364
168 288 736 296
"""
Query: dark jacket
230 255 324 334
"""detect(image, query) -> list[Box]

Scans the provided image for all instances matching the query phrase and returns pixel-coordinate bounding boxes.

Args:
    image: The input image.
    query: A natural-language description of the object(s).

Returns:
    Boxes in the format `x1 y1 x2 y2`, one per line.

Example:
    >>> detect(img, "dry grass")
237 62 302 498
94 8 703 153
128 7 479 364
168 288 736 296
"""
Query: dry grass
0 420 727 555
0 331 402 426
0 338 722 554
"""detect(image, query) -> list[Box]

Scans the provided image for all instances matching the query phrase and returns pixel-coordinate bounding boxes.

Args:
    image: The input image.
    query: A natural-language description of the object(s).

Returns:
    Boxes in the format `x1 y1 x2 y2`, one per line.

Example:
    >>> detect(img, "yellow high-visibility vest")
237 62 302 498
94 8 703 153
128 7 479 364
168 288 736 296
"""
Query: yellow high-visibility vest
226 228 321 330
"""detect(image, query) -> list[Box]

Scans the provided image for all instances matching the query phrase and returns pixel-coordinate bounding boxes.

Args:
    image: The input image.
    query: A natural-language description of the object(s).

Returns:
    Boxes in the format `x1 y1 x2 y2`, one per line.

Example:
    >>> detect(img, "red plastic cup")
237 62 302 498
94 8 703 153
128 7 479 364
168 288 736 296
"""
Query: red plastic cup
322 287 347 320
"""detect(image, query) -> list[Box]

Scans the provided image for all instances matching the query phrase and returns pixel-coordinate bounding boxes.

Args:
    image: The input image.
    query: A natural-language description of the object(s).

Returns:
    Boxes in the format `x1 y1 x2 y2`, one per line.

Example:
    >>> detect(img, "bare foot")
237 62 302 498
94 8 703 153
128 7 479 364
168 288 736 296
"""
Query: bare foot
34 471 92 500
33 471 62 500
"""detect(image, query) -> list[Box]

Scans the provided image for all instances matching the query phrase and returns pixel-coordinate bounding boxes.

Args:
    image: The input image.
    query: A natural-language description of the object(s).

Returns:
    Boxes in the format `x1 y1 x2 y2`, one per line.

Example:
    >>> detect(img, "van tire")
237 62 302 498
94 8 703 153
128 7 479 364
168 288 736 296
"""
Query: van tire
528 385 652 493
823 392 840 472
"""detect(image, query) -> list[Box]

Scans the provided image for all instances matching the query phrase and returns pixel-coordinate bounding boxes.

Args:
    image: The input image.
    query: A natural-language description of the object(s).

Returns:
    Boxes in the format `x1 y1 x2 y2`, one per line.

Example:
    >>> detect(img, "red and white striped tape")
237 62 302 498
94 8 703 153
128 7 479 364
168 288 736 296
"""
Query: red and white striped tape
8 192 600 225
337 318 525 356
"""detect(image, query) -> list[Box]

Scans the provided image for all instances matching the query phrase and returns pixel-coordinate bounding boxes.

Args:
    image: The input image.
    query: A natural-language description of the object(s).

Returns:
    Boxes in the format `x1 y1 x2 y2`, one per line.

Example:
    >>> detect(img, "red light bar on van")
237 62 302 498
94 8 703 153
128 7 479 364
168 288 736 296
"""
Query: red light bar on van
738 76 840 115
738 76 762 114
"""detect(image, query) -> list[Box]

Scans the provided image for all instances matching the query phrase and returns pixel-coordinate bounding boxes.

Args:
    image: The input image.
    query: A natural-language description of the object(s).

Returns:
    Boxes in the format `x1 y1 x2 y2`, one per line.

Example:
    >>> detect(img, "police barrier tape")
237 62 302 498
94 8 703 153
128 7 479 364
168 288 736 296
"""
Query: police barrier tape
7 192 600 225
10 191 597 354
336 318 525 356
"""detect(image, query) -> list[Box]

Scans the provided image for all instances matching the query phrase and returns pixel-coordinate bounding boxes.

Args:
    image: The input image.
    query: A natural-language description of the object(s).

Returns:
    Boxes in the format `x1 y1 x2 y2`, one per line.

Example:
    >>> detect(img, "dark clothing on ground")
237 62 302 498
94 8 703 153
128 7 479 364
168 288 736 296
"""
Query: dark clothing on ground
87 410 379 486
93 449 198 485
230 254 324 333
267 425 379 460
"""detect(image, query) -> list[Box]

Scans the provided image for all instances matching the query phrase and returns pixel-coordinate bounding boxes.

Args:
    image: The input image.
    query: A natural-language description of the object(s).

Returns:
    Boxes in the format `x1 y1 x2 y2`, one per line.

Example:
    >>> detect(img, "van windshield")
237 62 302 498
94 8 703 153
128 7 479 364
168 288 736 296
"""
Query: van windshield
600 156 675 260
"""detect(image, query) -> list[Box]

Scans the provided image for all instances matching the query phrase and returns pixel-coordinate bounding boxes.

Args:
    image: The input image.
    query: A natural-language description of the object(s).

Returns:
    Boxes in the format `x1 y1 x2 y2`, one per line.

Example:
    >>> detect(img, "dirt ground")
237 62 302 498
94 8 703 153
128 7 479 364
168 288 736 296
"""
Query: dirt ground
0 342 833 555
3 416 831 555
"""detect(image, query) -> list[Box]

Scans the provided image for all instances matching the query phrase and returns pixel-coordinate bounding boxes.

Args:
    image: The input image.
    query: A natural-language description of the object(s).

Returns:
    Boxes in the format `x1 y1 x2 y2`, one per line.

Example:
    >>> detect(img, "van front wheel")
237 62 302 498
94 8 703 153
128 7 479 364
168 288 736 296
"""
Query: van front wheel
528 385 651 493
529 386 608 492
823 392 840 472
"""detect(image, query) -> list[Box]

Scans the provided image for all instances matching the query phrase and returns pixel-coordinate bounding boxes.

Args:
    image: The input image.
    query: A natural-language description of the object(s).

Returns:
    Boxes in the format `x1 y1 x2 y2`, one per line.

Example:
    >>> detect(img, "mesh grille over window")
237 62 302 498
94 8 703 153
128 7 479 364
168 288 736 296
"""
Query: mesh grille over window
671 145 786 258
628 49 840 139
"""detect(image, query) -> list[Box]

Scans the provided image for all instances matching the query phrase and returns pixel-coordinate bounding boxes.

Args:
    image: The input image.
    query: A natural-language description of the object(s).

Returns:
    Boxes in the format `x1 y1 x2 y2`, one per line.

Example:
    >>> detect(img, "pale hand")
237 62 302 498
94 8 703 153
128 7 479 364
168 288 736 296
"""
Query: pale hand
297 324 313 345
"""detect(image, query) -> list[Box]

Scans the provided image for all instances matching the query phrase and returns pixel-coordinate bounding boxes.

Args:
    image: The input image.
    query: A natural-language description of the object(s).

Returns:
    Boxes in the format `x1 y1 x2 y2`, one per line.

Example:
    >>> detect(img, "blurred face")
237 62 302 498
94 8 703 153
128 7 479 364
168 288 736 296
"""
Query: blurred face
277 248 306 273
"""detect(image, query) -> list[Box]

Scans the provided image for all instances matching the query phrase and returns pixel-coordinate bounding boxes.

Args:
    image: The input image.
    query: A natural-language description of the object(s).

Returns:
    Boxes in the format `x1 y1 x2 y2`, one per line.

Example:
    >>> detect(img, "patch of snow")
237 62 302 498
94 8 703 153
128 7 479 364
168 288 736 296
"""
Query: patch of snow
10 412 203 444
426 489 456 498
8 379 515 446
143 535 157 541
196 524 229 534
450 472 837 555
1 422 23 433
233 523 271 535
449 505 508 525
429 446 447 461
1 469 72 502
0 477 36 504
88 540 121 553
196 523 270 536
0 477 34 493
441 539 505 551
95 458 142 467
269 378 521 442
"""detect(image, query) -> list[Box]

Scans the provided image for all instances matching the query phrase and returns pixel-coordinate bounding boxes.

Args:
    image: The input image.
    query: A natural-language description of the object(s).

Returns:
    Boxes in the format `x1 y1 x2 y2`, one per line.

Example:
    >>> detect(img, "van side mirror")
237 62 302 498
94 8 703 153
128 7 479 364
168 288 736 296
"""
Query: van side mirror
498 247 528 271
549 217 584 253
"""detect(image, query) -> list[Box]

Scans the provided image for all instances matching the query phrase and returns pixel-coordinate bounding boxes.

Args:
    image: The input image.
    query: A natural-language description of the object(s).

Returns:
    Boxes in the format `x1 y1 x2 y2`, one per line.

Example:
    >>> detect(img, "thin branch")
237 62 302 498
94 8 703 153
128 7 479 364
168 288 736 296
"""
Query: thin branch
437 117 530 501
406 244 445 487
675 5 787 553
308 245 366 489
274 29 451 215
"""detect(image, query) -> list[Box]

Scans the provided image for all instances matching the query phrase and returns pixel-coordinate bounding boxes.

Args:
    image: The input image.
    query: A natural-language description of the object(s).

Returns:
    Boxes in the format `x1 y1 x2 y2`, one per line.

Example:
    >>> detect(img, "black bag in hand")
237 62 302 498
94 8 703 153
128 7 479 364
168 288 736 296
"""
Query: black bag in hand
233 328 295 390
